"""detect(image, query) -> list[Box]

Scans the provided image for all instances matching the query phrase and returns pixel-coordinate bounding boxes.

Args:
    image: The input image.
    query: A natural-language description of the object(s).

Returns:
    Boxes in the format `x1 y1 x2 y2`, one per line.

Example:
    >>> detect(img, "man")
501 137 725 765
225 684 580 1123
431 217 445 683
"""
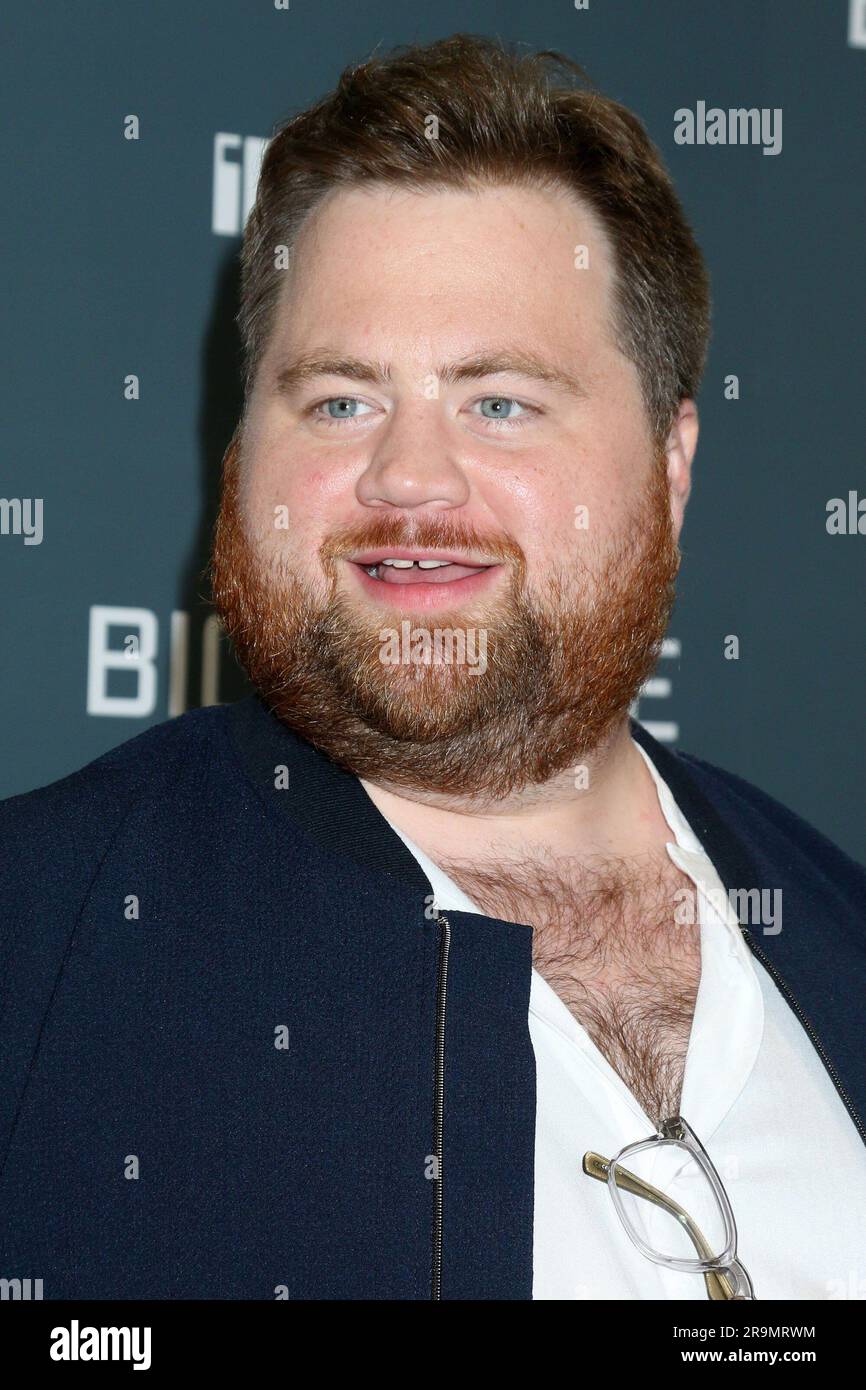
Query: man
1 34 864 1301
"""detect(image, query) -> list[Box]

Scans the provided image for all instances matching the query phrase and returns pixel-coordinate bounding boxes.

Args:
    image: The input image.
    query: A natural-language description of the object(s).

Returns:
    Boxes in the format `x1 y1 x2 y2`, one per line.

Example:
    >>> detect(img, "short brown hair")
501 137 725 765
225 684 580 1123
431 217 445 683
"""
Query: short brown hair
237 32 711 446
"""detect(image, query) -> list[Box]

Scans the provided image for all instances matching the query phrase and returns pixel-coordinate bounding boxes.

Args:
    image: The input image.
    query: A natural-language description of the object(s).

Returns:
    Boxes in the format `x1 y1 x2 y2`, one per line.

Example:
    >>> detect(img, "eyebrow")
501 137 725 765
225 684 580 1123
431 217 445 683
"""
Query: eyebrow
272 349 589 400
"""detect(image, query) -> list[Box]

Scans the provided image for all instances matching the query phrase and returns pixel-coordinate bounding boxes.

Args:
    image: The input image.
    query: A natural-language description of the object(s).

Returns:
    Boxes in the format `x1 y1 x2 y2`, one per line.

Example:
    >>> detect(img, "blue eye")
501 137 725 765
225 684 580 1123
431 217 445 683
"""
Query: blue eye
476 397 525 419
319 397 373 421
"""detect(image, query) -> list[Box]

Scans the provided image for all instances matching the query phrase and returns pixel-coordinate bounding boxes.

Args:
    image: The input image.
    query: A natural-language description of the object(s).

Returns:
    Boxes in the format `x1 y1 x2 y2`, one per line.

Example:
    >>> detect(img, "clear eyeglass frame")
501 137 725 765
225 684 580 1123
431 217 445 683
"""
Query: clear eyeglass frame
582 1114 756 1300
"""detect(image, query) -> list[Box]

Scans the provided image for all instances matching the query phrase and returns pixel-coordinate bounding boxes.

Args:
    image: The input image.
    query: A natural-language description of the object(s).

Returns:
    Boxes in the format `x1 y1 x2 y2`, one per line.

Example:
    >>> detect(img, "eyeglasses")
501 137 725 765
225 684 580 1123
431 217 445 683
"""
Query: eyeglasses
582 1114 756 1300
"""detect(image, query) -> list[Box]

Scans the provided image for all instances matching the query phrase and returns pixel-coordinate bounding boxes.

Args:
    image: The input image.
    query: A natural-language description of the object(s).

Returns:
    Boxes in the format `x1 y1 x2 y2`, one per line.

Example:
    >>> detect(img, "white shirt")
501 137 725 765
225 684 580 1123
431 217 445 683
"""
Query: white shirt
369 737 866 1299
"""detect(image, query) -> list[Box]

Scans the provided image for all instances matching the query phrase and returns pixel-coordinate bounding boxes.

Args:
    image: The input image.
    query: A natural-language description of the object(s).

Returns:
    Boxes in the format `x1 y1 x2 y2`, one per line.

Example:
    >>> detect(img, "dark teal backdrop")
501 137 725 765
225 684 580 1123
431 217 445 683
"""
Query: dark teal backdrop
2 0 864 860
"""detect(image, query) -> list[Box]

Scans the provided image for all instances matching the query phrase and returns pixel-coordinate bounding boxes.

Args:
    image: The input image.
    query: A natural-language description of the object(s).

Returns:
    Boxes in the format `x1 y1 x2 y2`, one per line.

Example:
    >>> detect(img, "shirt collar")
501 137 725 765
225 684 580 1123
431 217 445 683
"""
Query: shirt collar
224 693 763 923
633 738 757 969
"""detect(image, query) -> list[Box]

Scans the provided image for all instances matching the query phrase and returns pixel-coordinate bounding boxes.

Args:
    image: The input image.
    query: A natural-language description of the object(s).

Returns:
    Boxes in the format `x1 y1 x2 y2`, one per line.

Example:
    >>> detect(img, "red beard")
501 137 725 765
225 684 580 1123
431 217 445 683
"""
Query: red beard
210 430 680 799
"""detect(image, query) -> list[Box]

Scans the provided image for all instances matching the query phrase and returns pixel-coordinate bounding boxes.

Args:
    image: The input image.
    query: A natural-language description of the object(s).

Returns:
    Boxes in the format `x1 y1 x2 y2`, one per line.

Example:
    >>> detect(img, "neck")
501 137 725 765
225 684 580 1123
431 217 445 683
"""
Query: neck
359 715 669 869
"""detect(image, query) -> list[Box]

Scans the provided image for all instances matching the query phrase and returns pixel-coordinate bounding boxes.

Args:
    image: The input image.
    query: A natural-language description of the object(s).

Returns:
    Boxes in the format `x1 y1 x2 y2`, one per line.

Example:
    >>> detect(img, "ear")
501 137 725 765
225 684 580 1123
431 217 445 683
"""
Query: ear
665 399 699 542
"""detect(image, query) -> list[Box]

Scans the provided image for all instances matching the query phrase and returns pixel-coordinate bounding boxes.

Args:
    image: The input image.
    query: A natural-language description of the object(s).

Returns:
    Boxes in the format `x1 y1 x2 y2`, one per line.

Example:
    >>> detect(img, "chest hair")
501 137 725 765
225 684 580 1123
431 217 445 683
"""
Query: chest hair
436 846 702 1127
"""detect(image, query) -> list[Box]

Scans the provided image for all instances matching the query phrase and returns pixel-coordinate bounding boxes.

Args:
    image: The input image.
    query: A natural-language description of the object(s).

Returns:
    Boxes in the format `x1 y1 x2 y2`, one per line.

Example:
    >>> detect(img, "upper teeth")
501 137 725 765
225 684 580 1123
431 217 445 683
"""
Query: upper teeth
380 558 451 568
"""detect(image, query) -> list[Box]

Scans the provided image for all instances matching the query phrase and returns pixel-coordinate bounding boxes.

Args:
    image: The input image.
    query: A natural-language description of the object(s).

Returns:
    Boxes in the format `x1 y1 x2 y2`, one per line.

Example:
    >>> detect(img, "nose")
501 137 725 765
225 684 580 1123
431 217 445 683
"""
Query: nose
354 402 472 512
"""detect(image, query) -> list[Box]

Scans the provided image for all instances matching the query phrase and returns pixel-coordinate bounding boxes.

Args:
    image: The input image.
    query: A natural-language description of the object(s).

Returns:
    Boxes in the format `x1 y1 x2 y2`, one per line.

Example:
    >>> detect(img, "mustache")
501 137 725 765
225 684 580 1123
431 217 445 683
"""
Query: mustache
319 514 526 571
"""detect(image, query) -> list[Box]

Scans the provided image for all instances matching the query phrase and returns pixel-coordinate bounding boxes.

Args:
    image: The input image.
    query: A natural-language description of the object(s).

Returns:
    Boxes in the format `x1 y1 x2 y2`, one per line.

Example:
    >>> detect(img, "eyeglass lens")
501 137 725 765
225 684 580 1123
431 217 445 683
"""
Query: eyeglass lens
611 1139 730 1263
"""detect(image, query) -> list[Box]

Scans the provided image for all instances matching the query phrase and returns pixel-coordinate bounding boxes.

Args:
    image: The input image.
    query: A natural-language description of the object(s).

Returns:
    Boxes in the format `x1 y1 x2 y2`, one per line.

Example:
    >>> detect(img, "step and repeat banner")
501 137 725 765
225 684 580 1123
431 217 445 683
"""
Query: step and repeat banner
3 0 864 859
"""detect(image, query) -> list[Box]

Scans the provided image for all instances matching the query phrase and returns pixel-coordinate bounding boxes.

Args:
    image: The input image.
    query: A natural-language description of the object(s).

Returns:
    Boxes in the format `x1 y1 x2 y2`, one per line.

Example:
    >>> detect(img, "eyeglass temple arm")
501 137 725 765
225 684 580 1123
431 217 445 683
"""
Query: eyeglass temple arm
582 1151 736 1300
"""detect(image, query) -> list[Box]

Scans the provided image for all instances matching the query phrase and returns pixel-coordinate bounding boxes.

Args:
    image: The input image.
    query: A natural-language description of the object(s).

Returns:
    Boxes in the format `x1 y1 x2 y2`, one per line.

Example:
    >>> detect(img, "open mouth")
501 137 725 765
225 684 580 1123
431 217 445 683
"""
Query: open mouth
356 558 490 584
346 549 503 604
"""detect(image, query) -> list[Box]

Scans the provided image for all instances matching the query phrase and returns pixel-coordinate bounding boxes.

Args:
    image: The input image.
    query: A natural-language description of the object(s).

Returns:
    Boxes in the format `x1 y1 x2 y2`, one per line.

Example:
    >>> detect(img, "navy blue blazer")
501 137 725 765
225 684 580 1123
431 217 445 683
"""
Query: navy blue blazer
0 694 864 1299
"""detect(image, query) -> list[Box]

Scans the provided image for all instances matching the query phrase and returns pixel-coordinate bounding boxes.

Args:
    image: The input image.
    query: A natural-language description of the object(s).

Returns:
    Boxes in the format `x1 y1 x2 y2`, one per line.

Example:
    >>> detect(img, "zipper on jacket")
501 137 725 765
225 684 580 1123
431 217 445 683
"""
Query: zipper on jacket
740 925 866 1145
431 913 451 1301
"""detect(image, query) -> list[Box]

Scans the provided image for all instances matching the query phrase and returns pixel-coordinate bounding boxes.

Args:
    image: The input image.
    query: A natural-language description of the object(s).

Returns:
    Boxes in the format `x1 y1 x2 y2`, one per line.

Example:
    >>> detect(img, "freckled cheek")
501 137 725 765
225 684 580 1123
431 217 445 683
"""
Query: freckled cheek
558 445 636 540
288 450 361 505
492 460 590 555
250 452 339 521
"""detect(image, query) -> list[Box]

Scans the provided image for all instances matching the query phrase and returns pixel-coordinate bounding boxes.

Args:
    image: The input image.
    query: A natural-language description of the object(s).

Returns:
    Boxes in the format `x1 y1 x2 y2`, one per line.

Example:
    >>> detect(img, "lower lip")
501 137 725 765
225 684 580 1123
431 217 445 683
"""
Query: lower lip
347 561 504 610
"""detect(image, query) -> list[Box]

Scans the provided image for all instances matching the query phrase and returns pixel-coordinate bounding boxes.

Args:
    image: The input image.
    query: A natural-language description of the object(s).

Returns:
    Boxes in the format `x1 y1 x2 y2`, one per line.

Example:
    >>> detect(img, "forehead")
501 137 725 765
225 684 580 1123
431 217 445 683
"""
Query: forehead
267 180 619 361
